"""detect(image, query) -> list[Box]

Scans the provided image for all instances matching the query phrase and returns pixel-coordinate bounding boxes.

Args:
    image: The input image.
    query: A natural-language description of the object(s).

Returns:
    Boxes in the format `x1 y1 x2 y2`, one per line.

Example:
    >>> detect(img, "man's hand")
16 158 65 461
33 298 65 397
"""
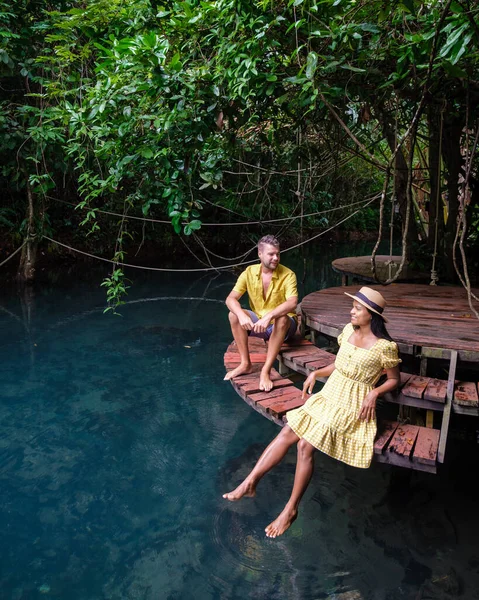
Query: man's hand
302 371 317 399
238 312 254 331
358 390 378 422
253 315 271 333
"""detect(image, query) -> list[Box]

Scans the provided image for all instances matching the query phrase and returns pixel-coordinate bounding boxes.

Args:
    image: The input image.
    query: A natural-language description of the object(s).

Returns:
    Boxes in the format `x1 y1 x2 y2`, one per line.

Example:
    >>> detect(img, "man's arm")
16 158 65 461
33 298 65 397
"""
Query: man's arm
261 296 298 322
226 290 255 330
252 295 298 333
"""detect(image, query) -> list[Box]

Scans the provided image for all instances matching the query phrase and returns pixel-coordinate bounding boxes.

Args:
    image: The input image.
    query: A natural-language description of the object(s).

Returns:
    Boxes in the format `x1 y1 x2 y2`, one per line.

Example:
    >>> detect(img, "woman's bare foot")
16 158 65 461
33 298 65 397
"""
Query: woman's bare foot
265 506 298 538
222 479 256 501
224 363 253 381
259 369 273 392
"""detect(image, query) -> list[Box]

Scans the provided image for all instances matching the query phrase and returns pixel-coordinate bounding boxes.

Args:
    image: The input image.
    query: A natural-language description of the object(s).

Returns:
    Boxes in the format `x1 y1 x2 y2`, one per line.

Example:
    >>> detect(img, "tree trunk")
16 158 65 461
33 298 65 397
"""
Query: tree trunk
427 105 444 255
377 107 419 255
441 119 463 281
17 180 37 282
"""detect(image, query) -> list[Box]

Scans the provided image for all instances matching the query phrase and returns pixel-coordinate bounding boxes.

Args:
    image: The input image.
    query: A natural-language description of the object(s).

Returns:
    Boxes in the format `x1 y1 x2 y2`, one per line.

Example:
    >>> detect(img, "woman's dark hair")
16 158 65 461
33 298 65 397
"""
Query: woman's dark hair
369 310 394 341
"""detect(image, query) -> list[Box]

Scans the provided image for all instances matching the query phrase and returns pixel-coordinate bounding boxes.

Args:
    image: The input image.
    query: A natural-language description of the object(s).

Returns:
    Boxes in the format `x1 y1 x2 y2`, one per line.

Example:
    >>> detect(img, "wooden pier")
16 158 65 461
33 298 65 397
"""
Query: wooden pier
224 283 479 474
332 255 428 286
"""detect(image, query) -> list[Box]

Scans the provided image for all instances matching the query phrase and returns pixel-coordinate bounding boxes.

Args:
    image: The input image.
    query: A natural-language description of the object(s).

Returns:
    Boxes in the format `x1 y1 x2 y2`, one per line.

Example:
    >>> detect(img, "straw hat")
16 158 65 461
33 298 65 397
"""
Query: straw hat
344 286 388 322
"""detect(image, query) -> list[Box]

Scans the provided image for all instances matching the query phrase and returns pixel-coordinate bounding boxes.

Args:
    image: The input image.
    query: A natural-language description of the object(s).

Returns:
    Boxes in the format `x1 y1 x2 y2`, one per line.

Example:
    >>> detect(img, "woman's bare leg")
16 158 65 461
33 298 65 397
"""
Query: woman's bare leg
223 426 299 501
265 438 315 538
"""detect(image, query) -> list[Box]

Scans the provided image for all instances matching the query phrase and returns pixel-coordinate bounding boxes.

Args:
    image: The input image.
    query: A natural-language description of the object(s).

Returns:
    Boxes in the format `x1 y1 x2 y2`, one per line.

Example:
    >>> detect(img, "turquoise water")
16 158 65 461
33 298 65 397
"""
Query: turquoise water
1 243 478 599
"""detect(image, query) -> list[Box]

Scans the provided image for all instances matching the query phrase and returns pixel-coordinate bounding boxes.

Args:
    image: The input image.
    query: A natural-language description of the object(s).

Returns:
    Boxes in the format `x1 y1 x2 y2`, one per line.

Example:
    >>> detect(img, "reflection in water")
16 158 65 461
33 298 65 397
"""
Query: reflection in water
0 243 478 599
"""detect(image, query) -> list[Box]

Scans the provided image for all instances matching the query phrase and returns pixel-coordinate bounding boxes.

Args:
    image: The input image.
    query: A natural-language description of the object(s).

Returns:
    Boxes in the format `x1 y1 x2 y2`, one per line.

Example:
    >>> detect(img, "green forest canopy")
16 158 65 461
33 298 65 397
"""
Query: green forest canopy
1 0 478 306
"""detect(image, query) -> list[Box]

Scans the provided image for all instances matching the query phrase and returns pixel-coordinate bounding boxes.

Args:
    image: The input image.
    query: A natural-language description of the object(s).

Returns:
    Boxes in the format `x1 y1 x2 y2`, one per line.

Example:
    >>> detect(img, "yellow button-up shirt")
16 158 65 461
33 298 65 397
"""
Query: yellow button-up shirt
233 263 298 319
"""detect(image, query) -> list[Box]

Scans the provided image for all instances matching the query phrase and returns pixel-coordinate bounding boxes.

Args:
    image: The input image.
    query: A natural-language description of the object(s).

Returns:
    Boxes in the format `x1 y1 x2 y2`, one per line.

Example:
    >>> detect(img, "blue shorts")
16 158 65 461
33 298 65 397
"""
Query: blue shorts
246 310 297 341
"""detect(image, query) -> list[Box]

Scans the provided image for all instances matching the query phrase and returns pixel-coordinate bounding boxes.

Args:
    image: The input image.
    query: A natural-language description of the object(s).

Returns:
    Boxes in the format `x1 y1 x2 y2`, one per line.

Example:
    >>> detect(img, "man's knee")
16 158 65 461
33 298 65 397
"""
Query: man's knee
228 311 239 325
275 314 290 331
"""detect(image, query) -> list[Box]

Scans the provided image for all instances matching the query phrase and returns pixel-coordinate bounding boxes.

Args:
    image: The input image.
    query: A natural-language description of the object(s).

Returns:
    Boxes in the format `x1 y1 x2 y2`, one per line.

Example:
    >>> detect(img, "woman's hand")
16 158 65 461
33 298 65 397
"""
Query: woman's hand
302 371 317 399
358 390 378 422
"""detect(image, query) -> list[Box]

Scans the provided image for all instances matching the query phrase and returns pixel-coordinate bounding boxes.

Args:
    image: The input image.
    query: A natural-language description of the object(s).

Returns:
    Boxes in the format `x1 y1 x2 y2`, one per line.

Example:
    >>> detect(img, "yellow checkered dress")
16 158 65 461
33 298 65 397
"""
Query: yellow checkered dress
287 323 401 468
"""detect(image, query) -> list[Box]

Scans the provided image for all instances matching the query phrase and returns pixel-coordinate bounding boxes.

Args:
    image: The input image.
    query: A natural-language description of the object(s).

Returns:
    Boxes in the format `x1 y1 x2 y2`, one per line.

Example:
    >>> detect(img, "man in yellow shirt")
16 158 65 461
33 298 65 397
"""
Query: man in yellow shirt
224 235 298 392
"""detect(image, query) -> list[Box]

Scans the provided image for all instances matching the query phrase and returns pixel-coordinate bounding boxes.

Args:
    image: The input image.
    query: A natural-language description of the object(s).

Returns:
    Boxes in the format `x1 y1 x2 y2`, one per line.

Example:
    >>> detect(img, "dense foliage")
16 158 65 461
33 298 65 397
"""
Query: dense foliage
1 0 478 303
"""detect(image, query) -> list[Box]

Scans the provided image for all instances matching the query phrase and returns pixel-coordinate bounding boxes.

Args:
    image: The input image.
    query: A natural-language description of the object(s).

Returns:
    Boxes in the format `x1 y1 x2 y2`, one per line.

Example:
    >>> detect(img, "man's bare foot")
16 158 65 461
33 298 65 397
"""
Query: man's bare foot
224 363 253 381
265 506 297 538
259 370 274 392
222 479 256 501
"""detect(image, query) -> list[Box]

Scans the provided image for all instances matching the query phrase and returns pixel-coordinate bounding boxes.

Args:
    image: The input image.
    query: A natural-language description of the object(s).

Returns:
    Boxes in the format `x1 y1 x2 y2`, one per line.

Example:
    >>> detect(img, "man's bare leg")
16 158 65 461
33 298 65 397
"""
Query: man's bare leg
259 315 292 391
223 426 299 500
224 310 253 380
265 438 315 538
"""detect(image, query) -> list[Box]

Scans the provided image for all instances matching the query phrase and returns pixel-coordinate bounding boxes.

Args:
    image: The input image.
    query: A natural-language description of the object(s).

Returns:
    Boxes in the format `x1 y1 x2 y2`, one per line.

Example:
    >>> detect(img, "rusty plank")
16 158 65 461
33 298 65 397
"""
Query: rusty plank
413 428 440 466
387 424 420 458
454 381 479 406
374 421 398 455
402 376 430 399
424 378 448 403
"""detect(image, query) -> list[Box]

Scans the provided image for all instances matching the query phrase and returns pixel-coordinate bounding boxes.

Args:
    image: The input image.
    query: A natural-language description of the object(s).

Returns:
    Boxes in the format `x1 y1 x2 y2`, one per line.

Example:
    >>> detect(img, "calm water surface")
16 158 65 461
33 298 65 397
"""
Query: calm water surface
1 243 478 600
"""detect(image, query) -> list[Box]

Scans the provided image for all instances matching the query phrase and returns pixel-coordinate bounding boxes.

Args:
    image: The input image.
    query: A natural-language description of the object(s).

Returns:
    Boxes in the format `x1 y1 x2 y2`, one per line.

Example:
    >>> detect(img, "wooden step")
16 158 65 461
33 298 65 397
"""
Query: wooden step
374 421 439 473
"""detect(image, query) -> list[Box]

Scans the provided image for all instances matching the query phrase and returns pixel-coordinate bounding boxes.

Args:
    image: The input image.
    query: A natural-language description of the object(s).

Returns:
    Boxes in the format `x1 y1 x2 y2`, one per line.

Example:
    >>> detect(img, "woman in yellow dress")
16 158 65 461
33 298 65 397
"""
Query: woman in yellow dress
223 287 401 538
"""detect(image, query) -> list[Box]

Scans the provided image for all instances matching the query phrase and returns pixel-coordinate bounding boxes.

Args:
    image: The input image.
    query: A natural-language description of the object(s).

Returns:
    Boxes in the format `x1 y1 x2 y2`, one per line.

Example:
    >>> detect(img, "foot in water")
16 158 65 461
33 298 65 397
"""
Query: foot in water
259 369 273 392
265 506 298 538
224 363 253 381
222 479 256 501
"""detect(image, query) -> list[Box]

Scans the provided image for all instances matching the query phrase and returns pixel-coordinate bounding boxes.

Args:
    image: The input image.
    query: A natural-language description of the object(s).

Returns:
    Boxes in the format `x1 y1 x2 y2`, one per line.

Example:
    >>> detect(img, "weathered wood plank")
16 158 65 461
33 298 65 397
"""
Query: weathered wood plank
387 424 420 458
374 421 398 455
402 376 430 399
424 378 448 403
280 347 321 361
238 378 294 395
249 386 301 404
438 350 457 464
414 428 440 466
267 395 306 418
399 372 413 387
454 381 479 406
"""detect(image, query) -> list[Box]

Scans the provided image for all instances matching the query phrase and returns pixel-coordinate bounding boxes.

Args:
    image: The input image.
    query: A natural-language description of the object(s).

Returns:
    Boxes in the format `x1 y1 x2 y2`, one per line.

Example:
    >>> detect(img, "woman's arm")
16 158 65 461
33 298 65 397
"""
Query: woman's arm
358 365 400 422
301 361 336 399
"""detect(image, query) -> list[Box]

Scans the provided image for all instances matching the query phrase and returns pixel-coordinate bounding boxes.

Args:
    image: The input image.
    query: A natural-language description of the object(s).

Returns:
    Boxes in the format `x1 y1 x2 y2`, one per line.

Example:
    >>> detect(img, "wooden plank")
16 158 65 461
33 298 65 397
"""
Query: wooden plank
413 428 440 466
375 452 437 473
399 372 413 387
454 381 479 406
280 338 312 349
383 391 445 412
424 378 448 403
387 424 420 459
234 378 294 397
374 421 398 455
438 350 457 464
266 395 306 418
402 375 430 399
302 356 336 370
293 348 336 368
279 347 320 361
229 367 281 383
249 386 301 405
